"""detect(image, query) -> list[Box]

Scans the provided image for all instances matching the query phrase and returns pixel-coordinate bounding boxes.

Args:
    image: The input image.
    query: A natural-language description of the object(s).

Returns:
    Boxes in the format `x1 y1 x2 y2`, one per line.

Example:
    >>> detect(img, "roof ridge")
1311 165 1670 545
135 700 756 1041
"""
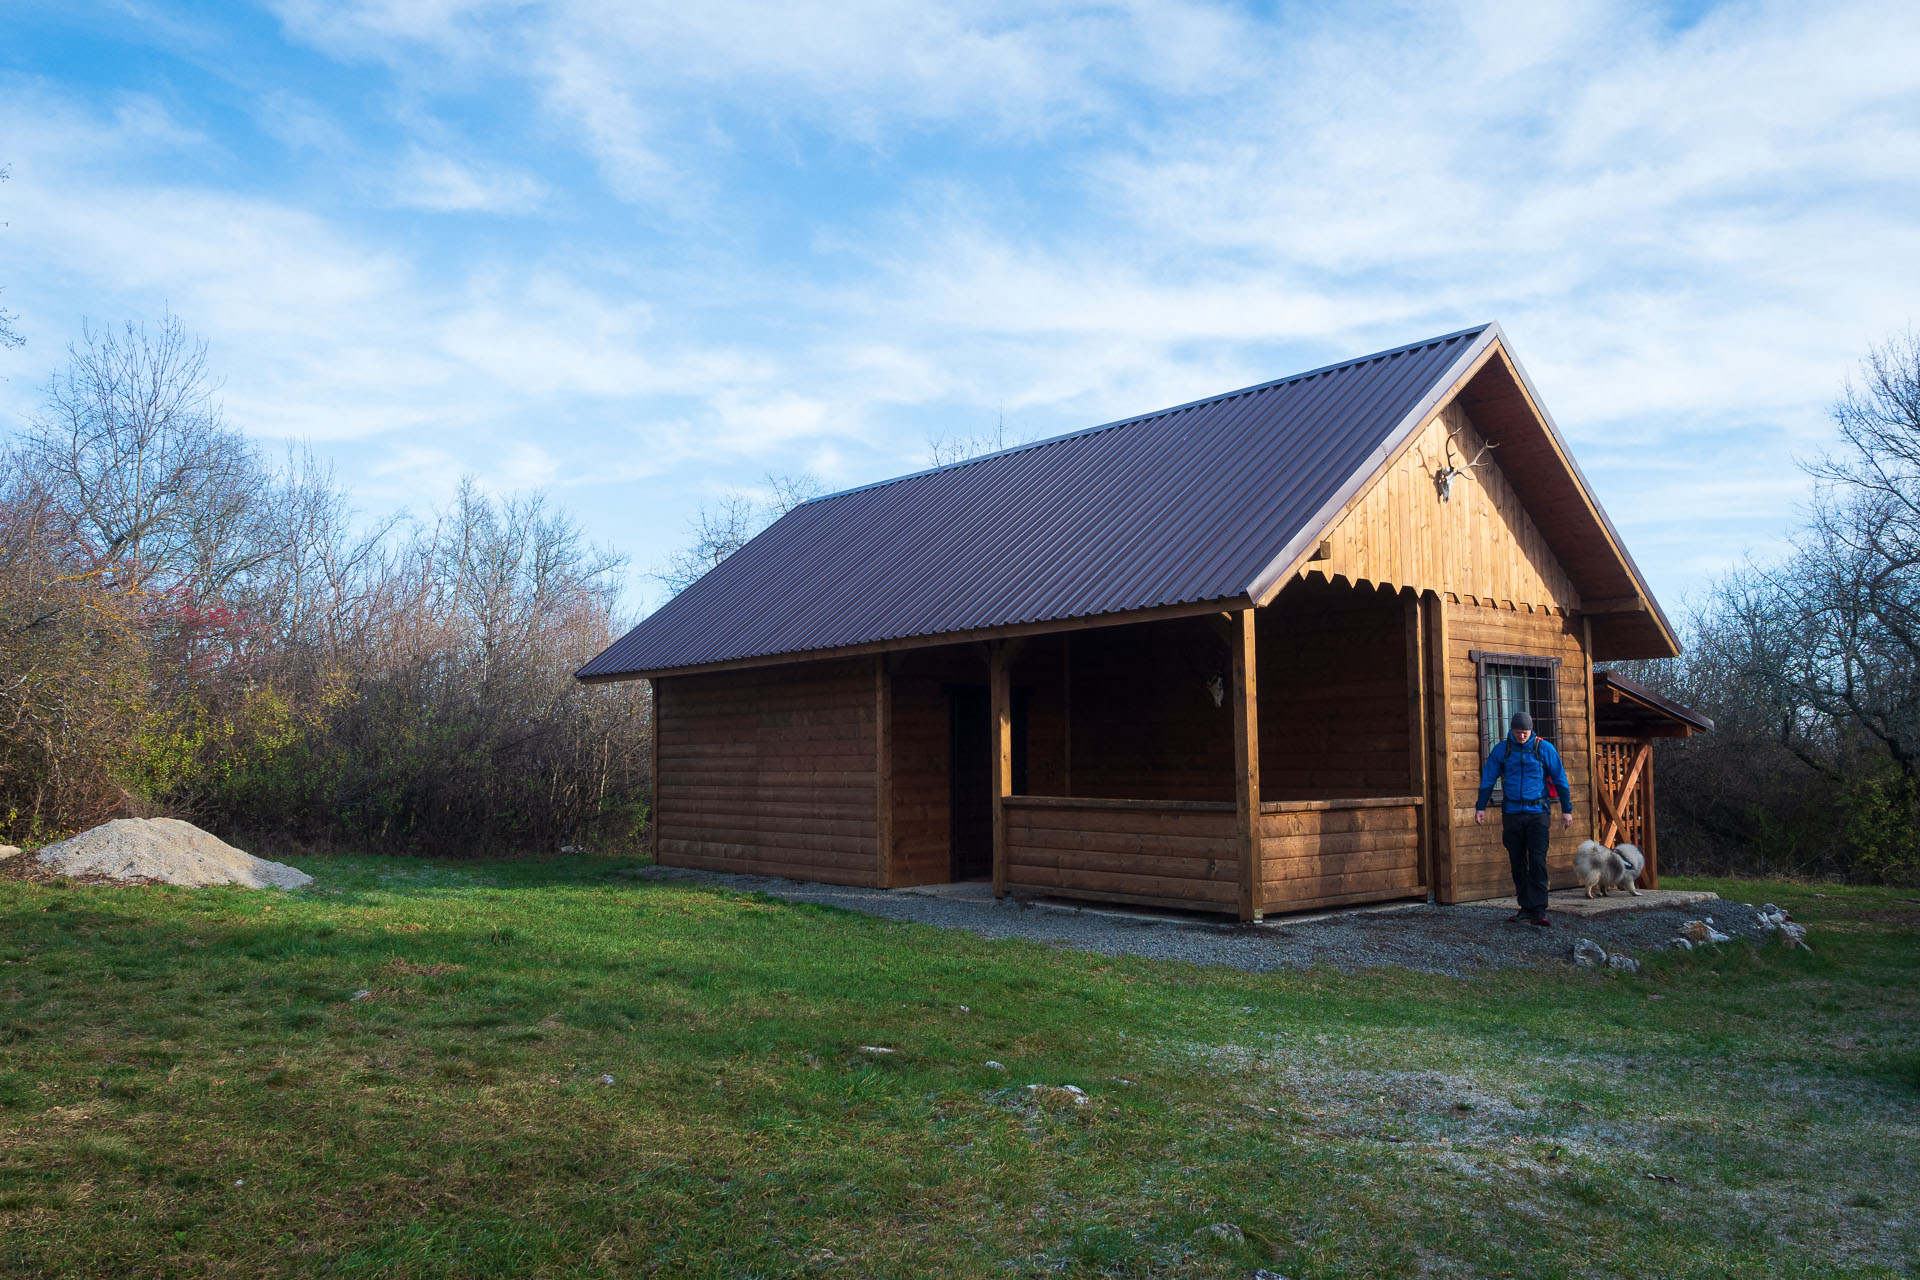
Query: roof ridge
796 323 1493 509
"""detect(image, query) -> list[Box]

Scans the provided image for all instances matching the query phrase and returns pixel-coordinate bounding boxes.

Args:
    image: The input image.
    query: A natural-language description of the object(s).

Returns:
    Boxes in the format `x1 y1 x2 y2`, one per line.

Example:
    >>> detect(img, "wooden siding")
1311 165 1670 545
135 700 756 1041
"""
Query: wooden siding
1257 580 1414 798
1260 797 1424 912
655 657 880 886
1003 796 1239 910
1440 598 1592 902
1305 401 1581 611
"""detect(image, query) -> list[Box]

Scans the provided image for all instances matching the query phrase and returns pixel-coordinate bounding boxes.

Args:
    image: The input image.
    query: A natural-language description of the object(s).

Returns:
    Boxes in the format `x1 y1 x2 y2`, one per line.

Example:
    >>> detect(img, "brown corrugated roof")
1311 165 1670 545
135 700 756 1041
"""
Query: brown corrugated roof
580 326 1497 680
1595 670 1715 733
579 322 1679 680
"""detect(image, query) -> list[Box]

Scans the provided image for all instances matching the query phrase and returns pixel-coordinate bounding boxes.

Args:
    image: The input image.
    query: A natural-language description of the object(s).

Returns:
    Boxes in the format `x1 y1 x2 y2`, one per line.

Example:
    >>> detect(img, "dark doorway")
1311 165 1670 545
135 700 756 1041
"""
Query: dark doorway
947 684 1028 881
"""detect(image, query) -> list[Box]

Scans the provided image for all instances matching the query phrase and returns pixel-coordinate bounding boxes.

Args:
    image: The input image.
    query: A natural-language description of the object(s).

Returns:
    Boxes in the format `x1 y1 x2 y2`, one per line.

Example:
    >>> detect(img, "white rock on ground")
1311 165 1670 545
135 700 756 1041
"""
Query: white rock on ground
33 818 312 889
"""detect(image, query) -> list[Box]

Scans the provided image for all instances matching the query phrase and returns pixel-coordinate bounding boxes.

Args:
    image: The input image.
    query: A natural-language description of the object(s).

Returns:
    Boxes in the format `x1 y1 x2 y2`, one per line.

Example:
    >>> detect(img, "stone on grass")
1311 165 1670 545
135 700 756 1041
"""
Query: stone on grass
983 1061 1007 1072
1025 1083 1089 1106
1192 1223 1244 1243
1666 937 1693 951
858 1046 894 1056
1677 919 1731 946
0 845 20 862
1776 921 1812 951
1572 938 1607 968
33 818 311 889
1606 954 1640 973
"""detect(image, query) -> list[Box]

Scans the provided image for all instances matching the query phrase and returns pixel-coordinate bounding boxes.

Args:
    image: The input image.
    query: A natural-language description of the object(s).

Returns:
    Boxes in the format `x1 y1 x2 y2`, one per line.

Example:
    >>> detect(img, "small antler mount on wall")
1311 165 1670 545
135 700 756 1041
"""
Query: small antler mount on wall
1430 428 1497 503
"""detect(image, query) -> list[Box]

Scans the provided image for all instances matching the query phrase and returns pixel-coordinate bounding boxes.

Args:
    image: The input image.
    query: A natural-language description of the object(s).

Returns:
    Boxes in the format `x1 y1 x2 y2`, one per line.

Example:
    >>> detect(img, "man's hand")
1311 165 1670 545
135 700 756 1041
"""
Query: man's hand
1474 809 1487 826
1562 812 1574 830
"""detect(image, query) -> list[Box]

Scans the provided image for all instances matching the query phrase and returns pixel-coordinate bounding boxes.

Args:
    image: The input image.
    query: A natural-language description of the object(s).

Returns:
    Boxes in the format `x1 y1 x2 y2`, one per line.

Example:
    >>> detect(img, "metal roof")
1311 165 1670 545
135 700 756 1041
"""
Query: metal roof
1594 670 1716 734
579 325 1498 680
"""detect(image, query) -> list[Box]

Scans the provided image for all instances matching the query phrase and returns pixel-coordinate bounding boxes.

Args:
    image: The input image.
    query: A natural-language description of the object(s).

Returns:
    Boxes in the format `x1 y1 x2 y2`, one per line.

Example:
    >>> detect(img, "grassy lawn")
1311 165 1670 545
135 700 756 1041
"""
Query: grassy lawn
1 856 1915 1279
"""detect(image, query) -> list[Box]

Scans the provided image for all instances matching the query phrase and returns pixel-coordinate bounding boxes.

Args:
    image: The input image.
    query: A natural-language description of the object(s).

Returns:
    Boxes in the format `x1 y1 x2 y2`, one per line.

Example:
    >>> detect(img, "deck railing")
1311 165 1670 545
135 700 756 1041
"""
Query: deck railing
1002 793 1426 915
1260 796 1424 912
1001 795 1239 912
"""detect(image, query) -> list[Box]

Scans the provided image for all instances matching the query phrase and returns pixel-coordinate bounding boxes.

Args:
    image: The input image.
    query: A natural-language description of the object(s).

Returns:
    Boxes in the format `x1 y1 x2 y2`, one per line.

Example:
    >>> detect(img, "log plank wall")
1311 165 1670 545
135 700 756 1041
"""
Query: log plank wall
1003 797 1239 911
1440 599 1591 902
1260 797 1424 912
654 657 881 885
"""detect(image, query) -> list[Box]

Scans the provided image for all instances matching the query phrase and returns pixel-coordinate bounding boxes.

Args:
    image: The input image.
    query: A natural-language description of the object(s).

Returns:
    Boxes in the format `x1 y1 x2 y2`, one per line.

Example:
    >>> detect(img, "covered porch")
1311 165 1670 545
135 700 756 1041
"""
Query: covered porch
882 576 1437 921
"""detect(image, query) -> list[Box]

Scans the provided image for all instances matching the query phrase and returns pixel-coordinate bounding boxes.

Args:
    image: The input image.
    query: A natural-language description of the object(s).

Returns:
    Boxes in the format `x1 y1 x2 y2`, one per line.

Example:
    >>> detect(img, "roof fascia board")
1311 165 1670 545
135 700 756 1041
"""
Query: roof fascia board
1245 326 1504 606
577 592 1256 683
1481 330 1681 655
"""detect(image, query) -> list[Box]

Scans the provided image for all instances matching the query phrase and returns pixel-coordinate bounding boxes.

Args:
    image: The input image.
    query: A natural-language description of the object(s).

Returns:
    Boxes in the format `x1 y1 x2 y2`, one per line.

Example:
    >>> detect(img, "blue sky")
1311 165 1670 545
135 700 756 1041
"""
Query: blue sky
3 1 1917 621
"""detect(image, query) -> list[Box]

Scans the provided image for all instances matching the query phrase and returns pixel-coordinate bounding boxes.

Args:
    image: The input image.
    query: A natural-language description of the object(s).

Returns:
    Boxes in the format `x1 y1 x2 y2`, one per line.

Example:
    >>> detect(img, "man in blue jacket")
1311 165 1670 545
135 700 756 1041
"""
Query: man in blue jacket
1474 711 1573 927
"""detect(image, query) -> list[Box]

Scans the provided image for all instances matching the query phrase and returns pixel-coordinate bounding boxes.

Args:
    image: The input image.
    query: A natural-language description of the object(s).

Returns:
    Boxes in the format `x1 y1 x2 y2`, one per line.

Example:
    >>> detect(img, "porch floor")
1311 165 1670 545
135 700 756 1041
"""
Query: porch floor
1480 887 1718 918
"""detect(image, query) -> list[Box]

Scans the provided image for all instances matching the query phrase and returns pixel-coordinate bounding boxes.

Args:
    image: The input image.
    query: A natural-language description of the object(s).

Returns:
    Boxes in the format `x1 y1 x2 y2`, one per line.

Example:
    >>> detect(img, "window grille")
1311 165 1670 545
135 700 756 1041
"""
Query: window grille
1469 651 1560 792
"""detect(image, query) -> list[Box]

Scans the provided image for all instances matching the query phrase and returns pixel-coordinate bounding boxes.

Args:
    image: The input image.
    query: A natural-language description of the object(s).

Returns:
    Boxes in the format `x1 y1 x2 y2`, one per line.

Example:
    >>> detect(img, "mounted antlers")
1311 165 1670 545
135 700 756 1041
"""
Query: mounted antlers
1432 429 1497 502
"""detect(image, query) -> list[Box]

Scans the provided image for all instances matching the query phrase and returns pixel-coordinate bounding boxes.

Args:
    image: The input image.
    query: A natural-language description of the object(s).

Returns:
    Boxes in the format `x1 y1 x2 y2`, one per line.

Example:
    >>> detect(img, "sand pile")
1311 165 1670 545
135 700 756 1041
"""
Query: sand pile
31 818 312 889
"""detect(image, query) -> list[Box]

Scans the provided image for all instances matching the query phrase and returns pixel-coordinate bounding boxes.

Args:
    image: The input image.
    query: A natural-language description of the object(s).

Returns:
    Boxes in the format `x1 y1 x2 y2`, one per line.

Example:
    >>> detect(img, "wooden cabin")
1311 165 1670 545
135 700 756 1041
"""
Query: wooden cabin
579 324 1683 920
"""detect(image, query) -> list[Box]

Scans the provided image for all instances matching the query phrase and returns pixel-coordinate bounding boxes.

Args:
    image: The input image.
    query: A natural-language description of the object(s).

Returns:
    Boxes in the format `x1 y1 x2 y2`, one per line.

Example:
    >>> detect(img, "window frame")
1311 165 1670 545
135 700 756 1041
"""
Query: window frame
1469 651 1562 785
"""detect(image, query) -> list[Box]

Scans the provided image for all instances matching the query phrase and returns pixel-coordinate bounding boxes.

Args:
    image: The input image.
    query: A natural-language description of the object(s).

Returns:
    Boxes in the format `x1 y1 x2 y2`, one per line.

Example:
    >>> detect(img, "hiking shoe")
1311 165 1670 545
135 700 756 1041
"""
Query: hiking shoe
1528 913 1552 928
1506 911 1530 924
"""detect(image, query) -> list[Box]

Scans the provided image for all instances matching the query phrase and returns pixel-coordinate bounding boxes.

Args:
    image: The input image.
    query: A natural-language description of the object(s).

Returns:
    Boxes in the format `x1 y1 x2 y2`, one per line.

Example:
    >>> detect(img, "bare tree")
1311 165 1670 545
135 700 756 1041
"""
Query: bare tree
0 166 21 352
21 312 281 602
1766 331 1920 783
924 412 1033 467
1621 332 1920 882
653 472 822 595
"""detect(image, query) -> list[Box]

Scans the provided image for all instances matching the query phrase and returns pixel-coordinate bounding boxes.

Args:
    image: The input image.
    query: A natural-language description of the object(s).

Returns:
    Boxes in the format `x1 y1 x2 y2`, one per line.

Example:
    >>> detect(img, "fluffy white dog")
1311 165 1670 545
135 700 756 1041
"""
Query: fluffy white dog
1574 839 1645 897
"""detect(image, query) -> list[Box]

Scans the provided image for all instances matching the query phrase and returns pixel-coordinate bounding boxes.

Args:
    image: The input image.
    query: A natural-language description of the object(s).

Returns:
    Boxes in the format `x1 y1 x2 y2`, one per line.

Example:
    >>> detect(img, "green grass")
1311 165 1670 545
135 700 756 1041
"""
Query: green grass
2 857 1916 1279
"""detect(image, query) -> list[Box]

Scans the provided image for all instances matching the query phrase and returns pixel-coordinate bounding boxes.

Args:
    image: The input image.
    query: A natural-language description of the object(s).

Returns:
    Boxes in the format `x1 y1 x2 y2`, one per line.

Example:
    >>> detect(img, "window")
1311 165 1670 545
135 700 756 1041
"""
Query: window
1470 651 1560 768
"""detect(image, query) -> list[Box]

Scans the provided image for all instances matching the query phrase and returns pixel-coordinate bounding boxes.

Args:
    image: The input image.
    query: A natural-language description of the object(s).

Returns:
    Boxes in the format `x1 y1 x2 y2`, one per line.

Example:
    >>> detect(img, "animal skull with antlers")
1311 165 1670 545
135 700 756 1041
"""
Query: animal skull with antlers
1430 430 1497 502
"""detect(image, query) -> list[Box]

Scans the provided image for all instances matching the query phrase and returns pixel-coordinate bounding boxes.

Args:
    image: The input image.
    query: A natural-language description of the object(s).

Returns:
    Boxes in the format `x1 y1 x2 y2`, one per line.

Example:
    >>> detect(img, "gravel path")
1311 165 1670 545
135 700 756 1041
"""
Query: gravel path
627 867 1783 976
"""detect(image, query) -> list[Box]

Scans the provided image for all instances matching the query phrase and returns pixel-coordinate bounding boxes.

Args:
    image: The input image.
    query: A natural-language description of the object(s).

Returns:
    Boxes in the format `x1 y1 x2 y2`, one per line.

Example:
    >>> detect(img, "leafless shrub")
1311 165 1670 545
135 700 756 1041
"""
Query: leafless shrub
652 472 821 595
1623 332 1920 883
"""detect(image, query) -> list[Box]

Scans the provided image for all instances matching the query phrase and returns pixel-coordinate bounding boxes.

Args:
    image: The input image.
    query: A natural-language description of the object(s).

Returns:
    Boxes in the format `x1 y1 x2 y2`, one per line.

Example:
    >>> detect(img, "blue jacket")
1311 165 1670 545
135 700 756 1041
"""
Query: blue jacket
1476 734 1572 814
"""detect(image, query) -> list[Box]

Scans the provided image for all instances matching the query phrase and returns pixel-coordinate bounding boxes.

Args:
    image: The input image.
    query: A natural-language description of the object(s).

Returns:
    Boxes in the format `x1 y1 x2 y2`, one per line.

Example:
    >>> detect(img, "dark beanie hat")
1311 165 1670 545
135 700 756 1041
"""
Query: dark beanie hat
1510 711 1533 732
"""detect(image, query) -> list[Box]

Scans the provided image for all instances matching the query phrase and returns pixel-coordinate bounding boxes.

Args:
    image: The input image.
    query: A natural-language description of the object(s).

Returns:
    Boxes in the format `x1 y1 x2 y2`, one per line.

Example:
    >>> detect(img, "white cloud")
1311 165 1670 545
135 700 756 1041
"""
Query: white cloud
8 0 1920 616
389 149 546 212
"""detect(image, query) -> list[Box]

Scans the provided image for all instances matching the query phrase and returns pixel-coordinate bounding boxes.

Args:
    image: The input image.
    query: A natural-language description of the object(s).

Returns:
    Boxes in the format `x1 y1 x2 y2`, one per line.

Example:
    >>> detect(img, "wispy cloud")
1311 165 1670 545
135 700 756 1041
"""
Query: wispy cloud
4 1 1918 616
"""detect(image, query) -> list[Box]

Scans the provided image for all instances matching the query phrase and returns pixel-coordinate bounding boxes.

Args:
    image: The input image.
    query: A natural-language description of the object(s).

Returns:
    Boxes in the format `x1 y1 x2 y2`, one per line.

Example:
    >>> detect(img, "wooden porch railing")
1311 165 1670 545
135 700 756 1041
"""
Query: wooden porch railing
1594 737 1659 887
1260 796 1425 912
1002 793 1429 916
1001 795 1239 912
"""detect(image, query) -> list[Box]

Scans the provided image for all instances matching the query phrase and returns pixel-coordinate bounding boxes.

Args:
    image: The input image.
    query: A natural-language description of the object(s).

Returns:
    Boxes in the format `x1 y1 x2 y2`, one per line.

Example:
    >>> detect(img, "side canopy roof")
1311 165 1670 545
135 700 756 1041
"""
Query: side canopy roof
580 323 1676 681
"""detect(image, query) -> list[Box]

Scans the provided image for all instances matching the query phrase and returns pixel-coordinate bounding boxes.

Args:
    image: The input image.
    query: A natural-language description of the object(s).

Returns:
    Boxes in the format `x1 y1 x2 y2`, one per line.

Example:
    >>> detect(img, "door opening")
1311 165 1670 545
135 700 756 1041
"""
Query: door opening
946 684 1027 881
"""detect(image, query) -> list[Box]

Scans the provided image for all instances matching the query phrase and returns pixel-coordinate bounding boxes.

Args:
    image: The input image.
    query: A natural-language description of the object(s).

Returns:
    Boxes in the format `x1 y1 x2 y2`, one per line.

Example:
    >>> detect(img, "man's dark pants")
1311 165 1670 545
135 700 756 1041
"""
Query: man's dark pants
1502 810 1551 915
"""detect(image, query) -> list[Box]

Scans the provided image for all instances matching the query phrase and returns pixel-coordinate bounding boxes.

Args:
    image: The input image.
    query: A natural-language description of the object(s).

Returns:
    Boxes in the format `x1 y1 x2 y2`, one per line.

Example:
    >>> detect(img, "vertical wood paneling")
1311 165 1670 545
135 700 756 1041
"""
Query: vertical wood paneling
1306 402 1581 611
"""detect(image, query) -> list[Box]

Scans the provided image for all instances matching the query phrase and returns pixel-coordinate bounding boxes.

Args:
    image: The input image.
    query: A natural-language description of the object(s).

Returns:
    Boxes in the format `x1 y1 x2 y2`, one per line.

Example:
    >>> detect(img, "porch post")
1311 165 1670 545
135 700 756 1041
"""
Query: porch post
875 654 893 888
1405 592 1430 893
1230 608 1263 922
1424 593 1456 903
990 640 1011 899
